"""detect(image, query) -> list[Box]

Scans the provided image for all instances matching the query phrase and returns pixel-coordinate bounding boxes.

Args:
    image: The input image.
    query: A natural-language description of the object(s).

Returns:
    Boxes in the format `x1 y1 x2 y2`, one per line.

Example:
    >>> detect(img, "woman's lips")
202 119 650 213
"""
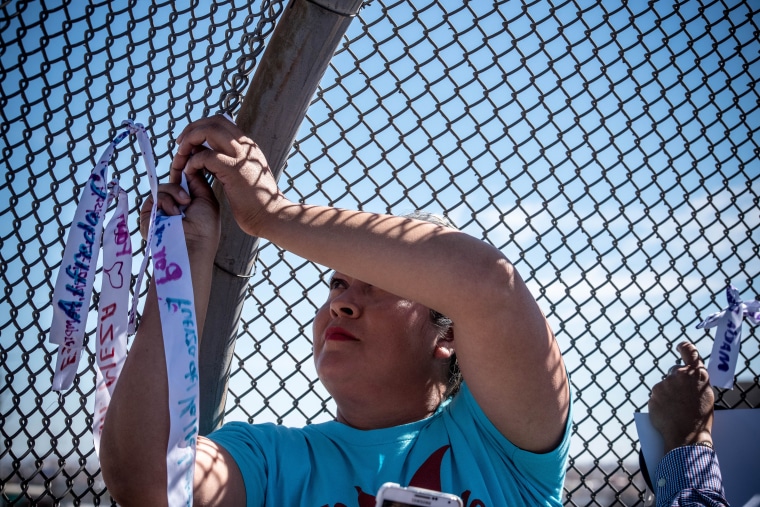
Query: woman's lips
325 327 358 341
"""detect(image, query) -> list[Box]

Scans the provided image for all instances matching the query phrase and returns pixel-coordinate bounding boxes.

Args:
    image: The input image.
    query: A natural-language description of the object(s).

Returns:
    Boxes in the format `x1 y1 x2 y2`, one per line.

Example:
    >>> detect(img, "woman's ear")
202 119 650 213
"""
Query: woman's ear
434 327 455 359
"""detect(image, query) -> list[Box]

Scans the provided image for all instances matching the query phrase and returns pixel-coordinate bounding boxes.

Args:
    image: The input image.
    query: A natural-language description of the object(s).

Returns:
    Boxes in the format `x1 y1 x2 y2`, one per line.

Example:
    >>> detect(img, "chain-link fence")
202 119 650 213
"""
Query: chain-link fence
2 0 758 505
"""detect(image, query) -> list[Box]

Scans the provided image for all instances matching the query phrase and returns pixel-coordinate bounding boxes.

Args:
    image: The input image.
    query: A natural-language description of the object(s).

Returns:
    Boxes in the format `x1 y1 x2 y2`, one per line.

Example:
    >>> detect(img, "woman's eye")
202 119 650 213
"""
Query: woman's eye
329 278 346 290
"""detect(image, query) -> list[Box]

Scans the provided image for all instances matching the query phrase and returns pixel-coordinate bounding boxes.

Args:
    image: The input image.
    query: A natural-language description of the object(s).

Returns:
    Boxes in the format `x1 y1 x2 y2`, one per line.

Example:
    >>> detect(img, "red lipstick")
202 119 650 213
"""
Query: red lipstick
325 326 358 342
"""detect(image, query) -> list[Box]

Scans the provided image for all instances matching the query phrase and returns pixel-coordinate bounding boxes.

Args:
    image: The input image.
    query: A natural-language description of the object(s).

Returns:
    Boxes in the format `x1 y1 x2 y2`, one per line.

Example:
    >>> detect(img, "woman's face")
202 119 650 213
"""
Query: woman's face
312 271 446 406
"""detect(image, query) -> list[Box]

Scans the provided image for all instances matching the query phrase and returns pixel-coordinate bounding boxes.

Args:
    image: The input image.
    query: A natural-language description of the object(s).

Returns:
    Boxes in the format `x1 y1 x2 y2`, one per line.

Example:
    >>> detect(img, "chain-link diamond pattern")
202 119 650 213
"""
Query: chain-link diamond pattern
2 0 758 505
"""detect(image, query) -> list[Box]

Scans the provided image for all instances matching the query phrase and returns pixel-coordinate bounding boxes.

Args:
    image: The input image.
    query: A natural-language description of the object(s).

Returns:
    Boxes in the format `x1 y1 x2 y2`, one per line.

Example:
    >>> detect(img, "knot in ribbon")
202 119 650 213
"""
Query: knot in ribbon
697 285 760 389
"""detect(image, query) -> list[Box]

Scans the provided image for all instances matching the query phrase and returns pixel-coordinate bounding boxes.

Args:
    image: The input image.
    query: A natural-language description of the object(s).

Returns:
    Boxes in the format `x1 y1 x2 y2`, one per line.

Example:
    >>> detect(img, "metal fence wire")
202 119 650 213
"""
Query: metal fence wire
1 0 758 505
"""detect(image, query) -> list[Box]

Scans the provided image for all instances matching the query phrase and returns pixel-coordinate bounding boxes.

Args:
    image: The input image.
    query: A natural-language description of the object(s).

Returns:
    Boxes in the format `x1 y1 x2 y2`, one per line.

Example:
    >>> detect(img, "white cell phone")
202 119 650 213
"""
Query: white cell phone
375 482 463 507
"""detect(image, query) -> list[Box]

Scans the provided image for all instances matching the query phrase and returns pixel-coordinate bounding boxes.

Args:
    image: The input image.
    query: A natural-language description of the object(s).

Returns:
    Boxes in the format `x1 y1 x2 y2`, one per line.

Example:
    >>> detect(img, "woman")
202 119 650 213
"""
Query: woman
100 116 572 506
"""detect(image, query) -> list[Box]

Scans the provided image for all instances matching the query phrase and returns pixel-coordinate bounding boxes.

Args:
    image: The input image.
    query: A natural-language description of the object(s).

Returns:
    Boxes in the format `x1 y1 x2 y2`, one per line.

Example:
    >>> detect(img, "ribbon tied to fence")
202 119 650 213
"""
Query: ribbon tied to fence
49 120 199 506
697 285 760 389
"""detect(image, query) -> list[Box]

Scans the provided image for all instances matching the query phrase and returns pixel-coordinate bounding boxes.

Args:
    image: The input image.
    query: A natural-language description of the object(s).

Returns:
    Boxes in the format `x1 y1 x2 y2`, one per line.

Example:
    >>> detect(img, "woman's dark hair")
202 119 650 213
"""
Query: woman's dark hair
430 309 461 399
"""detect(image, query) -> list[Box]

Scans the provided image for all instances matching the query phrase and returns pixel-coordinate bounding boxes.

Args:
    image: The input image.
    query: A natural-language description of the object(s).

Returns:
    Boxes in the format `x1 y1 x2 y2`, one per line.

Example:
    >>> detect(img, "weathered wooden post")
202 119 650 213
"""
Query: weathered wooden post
199 0 365 435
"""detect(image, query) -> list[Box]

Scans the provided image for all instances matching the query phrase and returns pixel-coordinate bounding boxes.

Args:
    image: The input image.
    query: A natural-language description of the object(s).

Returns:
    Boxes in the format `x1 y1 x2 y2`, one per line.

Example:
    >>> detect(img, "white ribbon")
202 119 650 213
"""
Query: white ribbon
127 119 161 336
50 120 198 506
93 180 132 456
697 285 760 389
151 208 199 506
50 128 131 391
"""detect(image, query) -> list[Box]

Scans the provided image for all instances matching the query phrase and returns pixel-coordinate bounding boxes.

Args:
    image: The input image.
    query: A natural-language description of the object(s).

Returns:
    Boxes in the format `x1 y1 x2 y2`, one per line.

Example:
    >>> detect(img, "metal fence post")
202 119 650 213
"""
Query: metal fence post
199 0 365 435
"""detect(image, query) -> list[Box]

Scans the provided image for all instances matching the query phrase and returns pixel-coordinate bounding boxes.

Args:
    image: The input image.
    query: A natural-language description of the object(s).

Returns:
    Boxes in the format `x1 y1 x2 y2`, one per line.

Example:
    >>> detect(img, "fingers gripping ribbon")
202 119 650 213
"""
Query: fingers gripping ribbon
49 120 199 506
696 285 760 389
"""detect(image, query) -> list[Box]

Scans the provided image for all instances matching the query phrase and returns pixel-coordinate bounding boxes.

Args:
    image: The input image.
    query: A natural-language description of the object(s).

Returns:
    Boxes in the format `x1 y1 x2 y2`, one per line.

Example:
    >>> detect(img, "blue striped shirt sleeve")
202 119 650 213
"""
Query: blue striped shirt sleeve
654 445 728 507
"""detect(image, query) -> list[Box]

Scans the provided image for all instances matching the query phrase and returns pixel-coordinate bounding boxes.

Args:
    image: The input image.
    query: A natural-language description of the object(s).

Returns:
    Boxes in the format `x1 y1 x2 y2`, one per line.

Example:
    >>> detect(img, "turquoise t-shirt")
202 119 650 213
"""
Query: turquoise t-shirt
208 382 572 507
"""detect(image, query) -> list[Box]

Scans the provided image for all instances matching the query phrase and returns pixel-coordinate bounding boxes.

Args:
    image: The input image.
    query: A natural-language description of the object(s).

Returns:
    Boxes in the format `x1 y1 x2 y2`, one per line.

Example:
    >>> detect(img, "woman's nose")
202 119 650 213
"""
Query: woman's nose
329 291 361 318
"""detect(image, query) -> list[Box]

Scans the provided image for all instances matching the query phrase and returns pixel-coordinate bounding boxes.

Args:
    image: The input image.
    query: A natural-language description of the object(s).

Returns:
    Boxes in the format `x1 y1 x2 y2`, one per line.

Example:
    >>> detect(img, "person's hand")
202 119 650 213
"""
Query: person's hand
170 115 284 237
648 341 715 453
139 169 220 258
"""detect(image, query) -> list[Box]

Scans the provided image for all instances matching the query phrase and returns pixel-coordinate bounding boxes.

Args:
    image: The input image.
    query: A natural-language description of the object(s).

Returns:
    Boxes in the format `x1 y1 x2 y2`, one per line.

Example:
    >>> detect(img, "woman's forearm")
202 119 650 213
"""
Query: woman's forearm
100 246 216 505
257 202 512 322
100 282 171 504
